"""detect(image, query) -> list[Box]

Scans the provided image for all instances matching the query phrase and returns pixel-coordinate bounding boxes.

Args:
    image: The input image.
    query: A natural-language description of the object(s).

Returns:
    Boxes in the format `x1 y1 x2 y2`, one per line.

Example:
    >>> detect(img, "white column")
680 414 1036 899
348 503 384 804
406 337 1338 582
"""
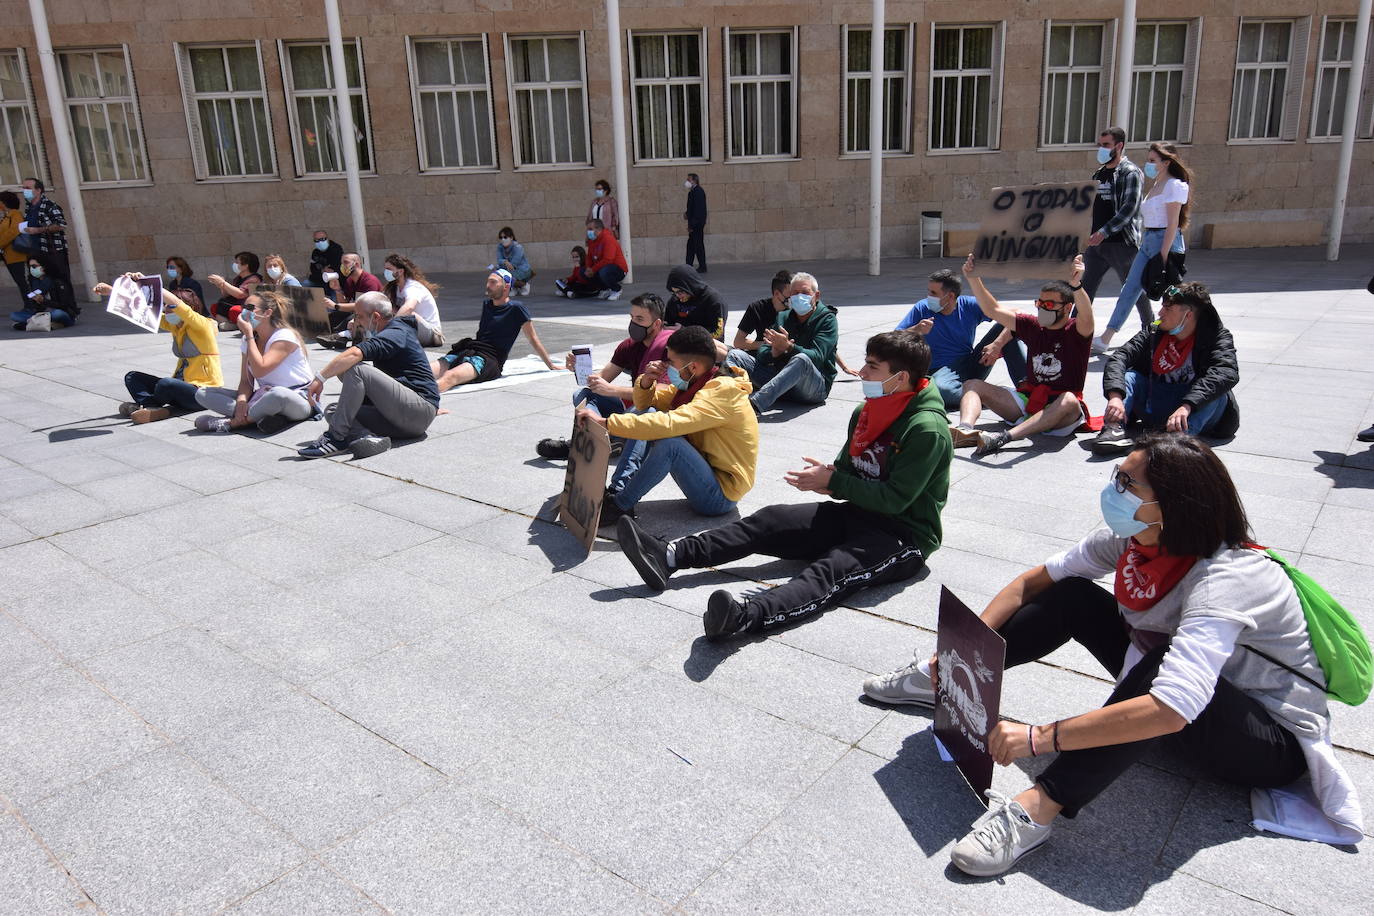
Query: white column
605 0 632 282
1114 0 1137 128
867 0 885 276
324 0 369 269
26 0 97 300
1328 0 1373 261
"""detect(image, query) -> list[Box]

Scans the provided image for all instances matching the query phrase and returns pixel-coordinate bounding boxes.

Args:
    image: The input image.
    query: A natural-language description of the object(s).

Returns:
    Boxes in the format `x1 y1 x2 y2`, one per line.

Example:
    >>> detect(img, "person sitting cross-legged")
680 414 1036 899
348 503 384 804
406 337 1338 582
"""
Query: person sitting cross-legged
617 331 951 640
430 269 558 392
724 271 839 414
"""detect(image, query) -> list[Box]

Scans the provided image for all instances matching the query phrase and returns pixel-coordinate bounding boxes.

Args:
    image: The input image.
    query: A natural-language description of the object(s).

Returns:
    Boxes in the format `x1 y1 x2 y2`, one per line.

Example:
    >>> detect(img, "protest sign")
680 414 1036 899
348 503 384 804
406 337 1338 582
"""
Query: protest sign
106 274 163 332
971 181 1097 280
267 284 331 337
571 345 593 386
558 416 611 552
933 586 1007 802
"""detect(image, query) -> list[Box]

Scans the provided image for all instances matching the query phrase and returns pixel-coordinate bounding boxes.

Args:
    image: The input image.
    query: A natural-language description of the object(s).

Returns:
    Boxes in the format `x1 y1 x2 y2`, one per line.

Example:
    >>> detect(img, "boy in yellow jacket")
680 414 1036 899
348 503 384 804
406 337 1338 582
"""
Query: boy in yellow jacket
576 325 758 526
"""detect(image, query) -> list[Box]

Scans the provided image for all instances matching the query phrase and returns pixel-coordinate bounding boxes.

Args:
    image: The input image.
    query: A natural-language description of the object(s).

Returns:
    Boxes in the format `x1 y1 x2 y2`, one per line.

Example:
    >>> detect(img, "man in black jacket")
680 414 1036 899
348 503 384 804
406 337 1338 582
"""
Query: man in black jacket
665 264 725 341
307 230 344 289
684 173 707 272
1092 281 1239 454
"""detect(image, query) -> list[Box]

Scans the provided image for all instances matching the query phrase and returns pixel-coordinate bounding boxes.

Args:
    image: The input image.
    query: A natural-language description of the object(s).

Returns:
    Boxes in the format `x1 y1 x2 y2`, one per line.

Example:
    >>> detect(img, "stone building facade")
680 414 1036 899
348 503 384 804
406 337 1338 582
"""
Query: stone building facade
4 0 1372 279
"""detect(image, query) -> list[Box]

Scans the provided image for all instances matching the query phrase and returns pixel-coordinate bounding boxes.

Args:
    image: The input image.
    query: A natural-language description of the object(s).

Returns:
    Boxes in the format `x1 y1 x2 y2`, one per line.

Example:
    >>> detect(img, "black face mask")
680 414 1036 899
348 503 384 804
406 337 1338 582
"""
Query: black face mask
627 321 651 343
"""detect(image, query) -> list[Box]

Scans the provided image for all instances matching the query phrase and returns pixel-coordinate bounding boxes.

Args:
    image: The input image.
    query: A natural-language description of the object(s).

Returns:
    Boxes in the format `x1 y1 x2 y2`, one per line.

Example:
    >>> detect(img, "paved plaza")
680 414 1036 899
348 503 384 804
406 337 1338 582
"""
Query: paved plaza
2 247 1372 913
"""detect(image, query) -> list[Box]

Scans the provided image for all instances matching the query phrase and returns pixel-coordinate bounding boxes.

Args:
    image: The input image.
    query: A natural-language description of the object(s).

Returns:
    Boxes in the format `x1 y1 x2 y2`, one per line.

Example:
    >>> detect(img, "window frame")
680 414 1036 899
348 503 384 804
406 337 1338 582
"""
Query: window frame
723 26 799 162
0 48 49 189
405 35 500 174
503 32 593 171
840 23 915 158
1129 19 1203 144
927 22 1005 154
1309 16 1374 143
174 41 279 182
277 38 376 179
1038 20 1115 150
626 28 710 165
1228 17 1312 144
57 45 151 188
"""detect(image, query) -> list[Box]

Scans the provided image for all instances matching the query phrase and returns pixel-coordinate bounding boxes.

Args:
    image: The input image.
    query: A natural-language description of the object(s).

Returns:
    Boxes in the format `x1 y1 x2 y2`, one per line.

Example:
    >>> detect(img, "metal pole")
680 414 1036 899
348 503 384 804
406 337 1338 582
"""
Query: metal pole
324 0 368 268
867 0 885 276
26 0 98 300
1328 0 1372 260
1114 0 1137 128
604 0 632 282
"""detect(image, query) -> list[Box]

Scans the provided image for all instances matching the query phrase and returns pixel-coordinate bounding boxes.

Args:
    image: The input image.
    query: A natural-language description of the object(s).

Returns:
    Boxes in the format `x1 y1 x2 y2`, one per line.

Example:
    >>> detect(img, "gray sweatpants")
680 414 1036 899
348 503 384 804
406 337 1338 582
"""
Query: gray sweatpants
197 386 314 422
330 363 437 440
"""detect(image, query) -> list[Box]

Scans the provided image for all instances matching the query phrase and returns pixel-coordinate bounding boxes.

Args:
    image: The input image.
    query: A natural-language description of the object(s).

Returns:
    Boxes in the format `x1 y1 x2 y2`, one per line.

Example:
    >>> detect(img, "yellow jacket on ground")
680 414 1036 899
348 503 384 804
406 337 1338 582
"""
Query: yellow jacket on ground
162 296 223 388
607 367 759 502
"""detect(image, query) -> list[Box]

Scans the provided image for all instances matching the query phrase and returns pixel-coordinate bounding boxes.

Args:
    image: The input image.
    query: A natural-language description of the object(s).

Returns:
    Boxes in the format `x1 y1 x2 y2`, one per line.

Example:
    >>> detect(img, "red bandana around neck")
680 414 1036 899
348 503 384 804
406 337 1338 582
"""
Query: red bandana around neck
1152 333 1196 375
1114 538 1197 611
849 379 928 457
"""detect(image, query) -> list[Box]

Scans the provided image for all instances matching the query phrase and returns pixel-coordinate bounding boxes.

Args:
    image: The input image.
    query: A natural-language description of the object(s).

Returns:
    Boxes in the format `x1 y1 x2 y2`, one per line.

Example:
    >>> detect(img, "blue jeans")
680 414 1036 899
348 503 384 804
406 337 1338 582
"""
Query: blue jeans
609 436 735 515
124 371 203 411
1120 369 1227 435
930 325 1029 409
726 349 828 411
572 387 626 418
12 307 73 326
591 265 625 293
1109 228 1183 332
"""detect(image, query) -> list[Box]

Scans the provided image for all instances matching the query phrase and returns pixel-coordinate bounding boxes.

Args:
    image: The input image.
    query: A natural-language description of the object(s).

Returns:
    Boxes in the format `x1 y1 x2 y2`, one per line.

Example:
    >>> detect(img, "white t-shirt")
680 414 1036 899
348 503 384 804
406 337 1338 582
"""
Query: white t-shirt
242 327 312 388
402 279 440 327
1140 177 1189 229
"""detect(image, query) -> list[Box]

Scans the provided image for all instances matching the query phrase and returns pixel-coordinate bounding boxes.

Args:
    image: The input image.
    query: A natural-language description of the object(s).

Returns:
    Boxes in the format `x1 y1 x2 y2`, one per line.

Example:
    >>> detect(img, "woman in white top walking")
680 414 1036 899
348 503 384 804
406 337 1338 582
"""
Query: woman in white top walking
195 291 318 434
1095 142 1193 351
382 253 444 347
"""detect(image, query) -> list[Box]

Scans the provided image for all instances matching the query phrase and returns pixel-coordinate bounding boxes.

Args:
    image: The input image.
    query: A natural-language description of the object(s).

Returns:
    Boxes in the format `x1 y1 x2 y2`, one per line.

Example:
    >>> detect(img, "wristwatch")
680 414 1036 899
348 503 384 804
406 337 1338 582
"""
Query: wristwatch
1068 282 1083 291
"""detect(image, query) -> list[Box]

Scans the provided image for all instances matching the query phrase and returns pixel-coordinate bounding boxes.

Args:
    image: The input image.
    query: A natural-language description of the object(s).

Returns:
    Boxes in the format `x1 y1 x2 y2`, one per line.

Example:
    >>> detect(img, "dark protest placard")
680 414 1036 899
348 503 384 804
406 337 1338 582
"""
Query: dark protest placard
972 181 1097 280
558 416 611 553
933 586 1007 802
268 284 331 337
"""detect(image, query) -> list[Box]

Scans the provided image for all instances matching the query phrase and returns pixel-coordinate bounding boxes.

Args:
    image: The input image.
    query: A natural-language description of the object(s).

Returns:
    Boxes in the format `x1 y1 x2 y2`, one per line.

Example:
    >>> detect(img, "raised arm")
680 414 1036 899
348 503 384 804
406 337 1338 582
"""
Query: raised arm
961 254 1018 330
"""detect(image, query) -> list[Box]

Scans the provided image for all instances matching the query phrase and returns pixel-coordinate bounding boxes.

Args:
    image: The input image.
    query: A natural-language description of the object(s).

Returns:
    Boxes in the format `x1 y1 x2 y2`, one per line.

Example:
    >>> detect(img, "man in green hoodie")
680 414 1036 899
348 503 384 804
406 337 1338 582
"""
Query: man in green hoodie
617 331 952 640
724 271 839 414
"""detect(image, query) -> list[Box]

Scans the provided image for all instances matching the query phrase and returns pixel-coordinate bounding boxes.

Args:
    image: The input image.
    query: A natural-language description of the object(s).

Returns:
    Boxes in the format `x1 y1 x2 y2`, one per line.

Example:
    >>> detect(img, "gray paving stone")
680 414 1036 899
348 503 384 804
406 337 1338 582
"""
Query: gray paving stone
4 576 180 662
0 613 62 692
1130 867 1286 915
0 484 121 536
0 813 93 914
359 483 506 537
221 862 385 914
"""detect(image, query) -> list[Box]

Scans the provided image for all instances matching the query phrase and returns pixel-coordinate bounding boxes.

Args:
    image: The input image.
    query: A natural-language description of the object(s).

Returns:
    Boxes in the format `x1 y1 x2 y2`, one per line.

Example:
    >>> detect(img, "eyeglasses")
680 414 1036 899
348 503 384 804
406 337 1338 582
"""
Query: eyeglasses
1034 298 1069 310
671 288 689 297
1110 463 1141 494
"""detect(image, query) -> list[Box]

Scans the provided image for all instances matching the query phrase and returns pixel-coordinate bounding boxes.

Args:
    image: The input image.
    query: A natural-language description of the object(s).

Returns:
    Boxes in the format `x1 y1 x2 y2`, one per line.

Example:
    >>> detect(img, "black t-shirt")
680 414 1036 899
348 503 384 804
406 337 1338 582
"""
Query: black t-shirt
357 316 441 407
1092 165 1123 243
737 297 778 339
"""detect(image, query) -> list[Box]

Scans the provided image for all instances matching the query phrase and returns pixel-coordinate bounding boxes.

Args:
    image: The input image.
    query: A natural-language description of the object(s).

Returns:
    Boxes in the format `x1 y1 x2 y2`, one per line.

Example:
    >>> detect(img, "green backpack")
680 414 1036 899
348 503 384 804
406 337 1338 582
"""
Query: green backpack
1247 549 1372 706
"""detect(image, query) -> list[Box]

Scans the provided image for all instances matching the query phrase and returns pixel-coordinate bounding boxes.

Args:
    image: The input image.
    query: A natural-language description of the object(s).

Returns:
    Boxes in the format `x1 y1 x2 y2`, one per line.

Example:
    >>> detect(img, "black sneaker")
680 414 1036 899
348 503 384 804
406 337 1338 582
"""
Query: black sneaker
598 489 635 528
703 590 748 640
256 414 292 435
616 516 671 591
1358 425 1374 443
974 430 1011 457
1090 424 1134 455
349 435 392 459
536 437 571 460
298 431 348 459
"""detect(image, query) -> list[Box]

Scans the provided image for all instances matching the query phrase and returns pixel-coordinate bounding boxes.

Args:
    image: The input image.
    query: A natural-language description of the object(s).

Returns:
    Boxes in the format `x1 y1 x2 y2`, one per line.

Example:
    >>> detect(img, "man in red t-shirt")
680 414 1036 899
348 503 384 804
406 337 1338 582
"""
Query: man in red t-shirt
316 252 385 348
536 292 674 460
581 219 628 301
955 253 1094 457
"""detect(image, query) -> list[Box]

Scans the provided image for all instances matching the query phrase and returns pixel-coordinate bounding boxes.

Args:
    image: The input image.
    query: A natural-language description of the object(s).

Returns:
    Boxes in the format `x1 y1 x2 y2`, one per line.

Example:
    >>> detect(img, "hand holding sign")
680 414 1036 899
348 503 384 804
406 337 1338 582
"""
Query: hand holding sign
973 181 1097 281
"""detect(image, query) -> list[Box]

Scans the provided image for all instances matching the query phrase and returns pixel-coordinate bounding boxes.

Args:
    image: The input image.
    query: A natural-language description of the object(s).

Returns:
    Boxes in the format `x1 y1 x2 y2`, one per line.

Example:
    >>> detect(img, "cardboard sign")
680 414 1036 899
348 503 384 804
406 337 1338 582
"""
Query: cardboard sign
933 586 1007 803
106 274 164 333
558 417 611 553
971 181 1097 280
266 284 331 337
571 345 593 386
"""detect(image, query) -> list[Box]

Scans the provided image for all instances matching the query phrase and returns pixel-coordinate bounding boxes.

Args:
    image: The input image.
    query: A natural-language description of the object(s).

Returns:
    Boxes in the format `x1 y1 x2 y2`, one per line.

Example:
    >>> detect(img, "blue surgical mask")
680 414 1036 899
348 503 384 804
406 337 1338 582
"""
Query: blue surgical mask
1096 146 1113 165
246 311 261 328
314 239 328 251
29 265 42 278
586 229 597 240
500 237 513 247
22 188 34 201
1100 483 1159 538
164 313 182 327
165 266 177 278
666 364 691 391
594 188 605 197
1144 162 1159 179
789 293 814 315
861 372 898 399
383 268 396 283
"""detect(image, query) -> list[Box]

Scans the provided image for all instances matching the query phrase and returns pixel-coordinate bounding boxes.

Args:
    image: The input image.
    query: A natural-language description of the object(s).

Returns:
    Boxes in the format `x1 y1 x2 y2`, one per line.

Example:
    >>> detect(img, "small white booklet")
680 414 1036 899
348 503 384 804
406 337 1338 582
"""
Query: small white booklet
571 345 593 386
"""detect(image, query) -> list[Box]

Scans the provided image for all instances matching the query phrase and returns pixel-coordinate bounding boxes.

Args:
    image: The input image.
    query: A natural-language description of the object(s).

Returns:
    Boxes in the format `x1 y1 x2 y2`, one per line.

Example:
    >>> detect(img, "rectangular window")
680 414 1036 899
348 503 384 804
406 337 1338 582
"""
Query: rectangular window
1230 18 1311 141
506 34 590 168
725 28 796 159
929 23 1003 151
408 36 496 171
1040 22 1112 147
280 40 374 176
629 30 707 162
1130 21 1202 143
1311 18 1374 140
842 25 913 155
176 43 276 179
0 50 45 188
58 47 149 185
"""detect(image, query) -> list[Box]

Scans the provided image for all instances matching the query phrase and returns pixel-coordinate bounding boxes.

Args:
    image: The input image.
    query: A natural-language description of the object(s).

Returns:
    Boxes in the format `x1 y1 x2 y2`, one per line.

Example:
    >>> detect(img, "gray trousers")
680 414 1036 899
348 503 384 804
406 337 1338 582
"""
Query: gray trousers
330 363 437 440
197 386 314 422
1081 240 1151 329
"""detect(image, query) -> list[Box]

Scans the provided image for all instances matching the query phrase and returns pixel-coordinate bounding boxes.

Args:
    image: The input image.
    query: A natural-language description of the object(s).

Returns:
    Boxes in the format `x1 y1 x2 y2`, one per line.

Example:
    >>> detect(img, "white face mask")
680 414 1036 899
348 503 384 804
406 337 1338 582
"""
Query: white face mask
232 262 242 274
683 180 693 190
266 266 282 279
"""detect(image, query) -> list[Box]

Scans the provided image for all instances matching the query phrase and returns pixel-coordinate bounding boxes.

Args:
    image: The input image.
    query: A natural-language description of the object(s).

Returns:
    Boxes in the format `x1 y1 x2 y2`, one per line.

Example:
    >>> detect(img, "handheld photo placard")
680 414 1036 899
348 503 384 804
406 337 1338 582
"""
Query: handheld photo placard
972 181 1097 281
558 414 611 553
933 586 1007 803
107 274 164 333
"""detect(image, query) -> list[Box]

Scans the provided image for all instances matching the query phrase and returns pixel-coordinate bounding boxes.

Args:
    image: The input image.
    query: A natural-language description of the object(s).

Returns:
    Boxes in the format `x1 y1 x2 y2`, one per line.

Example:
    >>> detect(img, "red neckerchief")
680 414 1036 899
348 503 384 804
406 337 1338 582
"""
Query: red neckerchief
1114 538 1197 611
849 380 928 457
671 365 719 409
1152 333 1196 375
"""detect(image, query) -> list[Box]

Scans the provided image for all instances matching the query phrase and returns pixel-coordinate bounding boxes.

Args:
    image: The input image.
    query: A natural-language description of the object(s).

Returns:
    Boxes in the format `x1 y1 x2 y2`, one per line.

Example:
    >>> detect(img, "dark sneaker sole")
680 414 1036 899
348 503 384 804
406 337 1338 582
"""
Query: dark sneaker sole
703 590 743 640
616 516 667 592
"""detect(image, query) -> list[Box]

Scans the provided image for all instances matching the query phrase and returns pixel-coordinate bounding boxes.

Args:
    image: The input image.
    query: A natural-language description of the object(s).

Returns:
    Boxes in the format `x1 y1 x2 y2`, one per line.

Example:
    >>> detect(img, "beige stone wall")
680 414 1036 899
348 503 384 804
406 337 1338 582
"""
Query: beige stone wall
4 0 1370 281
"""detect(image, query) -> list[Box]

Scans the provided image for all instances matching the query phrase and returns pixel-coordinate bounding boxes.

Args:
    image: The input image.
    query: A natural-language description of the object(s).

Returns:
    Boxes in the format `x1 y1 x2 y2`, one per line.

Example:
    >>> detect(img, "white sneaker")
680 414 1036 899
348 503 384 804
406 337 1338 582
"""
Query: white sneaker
950 790 1054 877
605 289 622 301
596 289 612 299
862 655 935 706
194 415 231 433
1091 335 1111 355
518 283 531 296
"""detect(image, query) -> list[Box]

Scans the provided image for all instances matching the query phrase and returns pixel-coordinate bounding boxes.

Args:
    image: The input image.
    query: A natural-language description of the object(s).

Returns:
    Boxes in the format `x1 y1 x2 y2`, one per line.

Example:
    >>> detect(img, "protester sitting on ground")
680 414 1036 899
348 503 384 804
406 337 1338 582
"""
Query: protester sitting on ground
317 253 384 347
262 253 302 288
555 246 600 299
193 291 319 435
725 271 839 414
582 219 627 301
383 253 445 347
588 178 620 238
300 291 440 459
896 267 1028 410
0 191 28 306
665 264 725 340
10 256 74 329
163 256 205 315
954 254 1094 457
536 292 674 460
1092 281 1239 454
306 229 343 289
617 331 950 641
582 325 757 527
864 435 1363 876
206 252 262 329
430 269 558 393
493 227 534 297
732 269 792 352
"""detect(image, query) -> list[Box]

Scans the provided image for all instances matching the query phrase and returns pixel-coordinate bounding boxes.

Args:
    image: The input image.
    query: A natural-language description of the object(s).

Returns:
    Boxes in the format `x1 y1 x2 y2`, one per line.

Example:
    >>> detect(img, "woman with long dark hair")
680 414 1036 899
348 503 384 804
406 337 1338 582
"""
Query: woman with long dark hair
382 252 444 346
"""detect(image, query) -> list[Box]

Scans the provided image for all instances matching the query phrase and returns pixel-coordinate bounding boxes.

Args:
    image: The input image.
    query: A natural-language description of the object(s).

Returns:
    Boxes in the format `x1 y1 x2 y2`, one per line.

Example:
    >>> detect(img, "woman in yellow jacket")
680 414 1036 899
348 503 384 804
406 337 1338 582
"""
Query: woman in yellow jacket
0 190 28 304
577 325 759 527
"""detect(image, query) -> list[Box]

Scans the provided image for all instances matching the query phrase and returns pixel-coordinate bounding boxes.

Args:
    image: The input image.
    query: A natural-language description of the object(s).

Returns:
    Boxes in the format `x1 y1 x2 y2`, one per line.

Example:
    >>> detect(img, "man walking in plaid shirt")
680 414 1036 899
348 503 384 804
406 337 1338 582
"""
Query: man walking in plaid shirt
21 177 76 317
1080 127 1146 354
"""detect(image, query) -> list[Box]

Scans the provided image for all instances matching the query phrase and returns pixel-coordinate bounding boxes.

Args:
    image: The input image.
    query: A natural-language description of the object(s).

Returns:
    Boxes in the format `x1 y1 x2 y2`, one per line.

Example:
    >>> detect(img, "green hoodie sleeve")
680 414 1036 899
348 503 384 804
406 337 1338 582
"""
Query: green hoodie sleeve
828 408 948 519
